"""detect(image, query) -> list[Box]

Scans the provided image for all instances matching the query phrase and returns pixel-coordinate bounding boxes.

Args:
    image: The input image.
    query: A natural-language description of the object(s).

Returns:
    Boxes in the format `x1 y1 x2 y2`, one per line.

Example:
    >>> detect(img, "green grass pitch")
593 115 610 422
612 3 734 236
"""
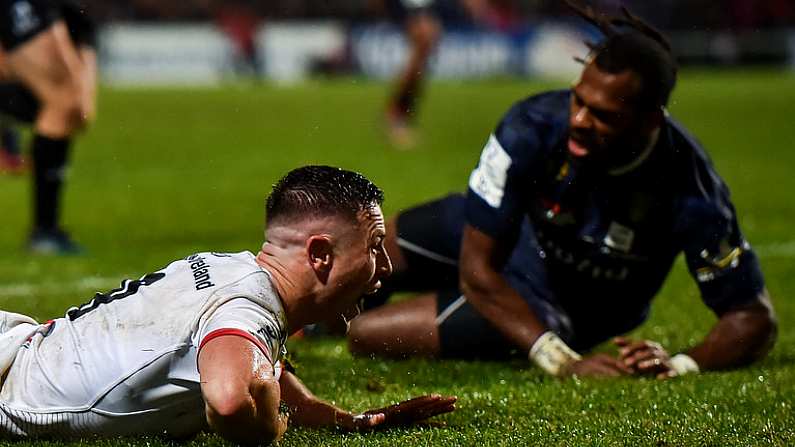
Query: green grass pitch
0 70 793 446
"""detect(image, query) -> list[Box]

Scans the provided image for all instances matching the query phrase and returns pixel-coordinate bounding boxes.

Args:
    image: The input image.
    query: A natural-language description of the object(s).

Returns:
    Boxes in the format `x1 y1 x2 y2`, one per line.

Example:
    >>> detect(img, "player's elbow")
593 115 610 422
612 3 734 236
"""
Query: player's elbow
730 293 778 366
204 384 282 445
459 264 498 306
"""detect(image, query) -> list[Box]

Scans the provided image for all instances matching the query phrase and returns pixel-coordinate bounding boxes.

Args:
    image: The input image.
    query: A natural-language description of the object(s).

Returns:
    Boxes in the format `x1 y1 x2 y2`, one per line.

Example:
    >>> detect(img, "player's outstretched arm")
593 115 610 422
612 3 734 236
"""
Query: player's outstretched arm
459 224 548 352
279 370 456 430
459 225 631 377
616 290 777 378
198 336 287 445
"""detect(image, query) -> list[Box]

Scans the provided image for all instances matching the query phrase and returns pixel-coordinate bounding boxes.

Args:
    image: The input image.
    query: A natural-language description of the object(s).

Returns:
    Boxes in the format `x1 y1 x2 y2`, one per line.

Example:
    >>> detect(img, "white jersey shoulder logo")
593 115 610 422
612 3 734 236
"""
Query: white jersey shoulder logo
469 134 512 208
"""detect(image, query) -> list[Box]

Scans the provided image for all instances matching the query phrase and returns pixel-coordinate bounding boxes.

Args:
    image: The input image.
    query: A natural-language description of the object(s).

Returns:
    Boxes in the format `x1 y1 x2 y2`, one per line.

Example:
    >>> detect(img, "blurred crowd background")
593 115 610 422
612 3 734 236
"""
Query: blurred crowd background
73 0 795 86
79 0 795 30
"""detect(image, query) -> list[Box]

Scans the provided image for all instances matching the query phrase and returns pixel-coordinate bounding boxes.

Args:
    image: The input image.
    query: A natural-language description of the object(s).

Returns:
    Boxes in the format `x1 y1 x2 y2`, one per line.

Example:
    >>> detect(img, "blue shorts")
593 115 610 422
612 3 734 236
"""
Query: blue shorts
0 0 57 51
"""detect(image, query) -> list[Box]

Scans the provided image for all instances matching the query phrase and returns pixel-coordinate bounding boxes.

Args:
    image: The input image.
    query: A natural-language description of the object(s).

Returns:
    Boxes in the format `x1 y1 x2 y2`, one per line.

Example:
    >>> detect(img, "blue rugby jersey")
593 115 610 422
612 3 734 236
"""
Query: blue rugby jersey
465 90 765 346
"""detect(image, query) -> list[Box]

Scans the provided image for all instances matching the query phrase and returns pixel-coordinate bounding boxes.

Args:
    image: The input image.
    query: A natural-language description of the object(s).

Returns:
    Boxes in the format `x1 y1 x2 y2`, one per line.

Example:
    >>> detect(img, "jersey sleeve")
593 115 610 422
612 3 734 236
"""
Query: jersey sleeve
465 102 544 237
196 297 286 366
676 197 766 315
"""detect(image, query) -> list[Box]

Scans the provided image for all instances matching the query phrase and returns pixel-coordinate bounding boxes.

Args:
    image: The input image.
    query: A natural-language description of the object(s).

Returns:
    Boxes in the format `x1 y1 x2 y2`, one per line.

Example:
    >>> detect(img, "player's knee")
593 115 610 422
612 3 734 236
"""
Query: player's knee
347 316 379 357
409 17 441 52
44 87 89 134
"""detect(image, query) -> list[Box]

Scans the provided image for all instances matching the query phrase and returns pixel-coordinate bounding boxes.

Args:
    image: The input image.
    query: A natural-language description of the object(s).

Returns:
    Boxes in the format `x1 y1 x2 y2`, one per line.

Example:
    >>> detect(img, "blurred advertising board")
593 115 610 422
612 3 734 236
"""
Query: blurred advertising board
349 23 588 80
100 24 235 85
98 22 794 85
98 21 589 85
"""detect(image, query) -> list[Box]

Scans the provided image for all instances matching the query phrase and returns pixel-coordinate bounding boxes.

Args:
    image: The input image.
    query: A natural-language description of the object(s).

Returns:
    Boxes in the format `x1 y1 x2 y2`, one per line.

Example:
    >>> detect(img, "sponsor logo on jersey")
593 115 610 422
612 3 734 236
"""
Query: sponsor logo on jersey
186 254 216 290
695 239 747 283
604 222 635 253
469 134 512 208
11 1 40 36
537 231 632 281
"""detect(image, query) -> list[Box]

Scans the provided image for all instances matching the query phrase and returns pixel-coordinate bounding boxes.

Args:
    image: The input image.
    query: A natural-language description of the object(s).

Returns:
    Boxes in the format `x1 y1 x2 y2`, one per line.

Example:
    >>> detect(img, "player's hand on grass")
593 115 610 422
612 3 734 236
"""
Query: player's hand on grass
564 353 634 377
614 337 674 379
337 395 457 430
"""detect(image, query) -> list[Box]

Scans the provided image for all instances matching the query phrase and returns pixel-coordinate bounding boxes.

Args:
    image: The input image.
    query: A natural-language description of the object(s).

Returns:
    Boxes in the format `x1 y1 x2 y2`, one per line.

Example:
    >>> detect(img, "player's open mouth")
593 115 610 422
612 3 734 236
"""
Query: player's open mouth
365 280 382 295
568 137 590 157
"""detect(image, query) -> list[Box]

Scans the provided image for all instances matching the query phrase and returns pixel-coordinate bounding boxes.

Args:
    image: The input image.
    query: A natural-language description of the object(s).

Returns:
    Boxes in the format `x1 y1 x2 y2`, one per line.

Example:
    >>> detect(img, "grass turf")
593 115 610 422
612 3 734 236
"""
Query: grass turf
0 70 793 445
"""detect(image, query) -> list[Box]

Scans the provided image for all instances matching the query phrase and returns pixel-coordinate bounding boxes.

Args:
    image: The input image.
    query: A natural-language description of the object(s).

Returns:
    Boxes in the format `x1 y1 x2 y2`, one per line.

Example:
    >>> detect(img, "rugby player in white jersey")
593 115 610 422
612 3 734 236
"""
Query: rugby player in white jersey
0 165 456 443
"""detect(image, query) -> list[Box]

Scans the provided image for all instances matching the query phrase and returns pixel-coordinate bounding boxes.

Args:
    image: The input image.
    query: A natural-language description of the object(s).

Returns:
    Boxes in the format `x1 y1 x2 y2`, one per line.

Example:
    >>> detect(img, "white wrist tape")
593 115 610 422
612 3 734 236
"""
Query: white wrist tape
669 353 700 376
529 331 582 376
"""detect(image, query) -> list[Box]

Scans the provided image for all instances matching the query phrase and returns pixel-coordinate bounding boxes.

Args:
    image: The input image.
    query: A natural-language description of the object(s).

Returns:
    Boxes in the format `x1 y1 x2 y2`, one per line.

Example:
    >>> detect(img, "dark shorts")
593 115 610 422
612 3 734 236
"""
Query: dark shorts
388 193 576 359
0 0 95 51
0 0 57 50
385 0 471 25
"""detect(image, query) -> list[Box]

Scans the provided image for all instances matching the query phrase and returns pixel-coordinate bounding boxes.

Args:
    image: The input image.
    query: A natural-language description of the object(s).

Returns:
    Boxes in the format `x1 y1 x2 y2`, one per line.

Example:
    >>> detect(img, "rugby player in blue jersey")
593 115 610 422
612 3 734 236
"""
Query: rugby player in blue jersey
348 3 777 378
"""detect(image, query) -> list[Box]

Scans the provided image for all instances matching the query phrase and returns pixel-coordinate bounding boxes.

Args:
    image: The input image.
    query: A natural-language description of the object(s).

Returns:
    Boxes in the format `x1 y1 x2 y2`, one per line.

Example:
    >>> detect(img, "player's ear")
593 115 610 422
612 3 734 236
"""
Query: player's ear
307 235 334 284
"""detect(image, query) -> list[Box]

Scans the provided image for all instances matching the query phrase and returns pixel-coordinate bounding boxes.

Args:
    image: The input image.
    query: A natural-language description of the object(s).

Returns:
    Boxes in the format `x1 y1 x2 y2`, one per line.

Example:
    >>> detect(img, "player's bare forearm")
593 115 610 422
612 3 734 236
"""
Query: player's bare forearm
687 289 777 370
459 225 548 351
279 370 347 427
279 372 457 430
460 266 547 351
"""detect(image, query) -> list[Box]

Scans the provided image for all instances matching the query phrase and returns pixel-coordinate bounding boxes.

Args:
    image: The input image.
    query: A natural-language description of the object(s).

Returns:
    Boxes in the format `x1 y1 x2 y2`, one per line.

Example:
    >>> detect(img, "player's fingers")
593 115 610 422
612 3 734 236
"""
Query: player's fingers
613 336 631 347
398 395 442 410
637 357 668 373
618 340 653 358
398 395 444 415
384 395 448 424
410 397 455 417
373 395 440 418
426 402 456 418
421 398 457 417
591 353 634 374
623 348 659 367
354 412 386 429
602 356 635 375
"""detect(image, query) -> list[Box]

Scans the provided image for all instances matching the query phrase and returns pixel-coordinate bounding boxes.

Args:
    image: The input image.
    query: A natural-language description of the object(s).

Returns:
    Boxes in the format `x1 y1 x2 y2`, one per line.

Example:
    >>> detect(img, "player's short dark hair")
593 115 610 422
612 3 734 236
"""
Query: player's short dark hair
567 1 678 110
266 165 384 226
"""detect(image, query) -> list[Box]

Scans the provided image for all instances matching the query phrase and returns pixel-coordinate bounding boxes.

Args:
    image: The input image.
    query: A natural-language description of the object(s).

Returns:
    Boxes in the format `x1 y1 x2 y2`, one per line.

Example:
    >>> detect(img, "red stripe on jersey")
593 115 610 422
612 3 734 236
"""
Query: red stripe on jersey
199 328 272 362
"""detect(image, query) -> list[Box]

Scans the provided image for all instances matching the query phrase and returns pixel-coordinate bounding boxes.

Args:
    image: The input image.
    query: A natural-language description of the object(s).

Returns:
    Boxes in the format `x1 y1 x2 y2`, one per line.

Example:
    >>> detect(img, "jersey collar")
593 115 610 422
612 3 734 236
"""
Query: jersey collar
607 126 661 177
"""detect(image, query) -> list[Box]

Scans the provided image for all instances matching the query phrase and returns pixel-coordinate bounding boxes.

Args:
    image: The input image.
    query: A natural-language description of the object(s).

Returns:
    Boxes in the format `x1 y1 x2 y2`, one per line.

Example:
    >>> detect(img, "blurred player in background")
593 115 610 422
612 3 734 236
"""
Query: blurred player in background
0 0 97 254
211 0 263 78
0 166 455 442
384 0 490 148
349 3 777 379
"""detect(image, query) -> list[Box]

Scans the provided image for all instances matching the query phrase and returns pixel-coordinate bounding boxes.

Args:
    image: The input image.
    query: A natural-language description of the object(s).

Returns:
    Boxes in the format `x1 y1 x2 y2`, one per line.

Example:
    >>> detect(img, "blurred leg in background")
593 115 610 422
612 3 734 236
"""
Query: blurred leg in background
0 0 97 254
385 0 442 149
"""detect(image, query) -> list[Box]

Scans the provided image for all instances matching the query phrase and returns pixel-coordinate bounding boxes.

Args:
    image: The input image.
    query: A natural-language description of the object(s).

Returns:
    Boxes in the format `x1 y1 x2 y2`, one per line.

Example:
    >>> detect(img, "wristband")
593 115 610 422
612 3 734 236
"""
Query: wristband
528 331 582 376
669 353 700 376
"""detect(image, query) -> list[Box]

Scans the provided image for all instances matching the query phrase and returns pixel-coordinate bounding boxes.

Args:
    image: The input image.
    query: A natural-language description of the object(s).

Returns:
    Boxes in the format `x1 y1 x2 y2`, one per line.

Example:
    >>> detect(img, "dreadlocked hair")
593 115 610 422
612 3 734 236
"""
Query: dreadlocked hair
566 0 678 110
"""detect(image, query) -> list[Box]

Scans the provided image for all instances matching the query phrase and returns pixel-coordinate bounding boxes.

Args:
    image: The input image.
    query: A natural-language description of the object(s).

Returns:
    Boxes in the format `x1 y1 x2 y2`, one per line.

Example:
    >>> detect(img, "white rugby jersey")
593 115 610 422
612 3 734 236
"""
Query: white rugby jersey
0 251 287 439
